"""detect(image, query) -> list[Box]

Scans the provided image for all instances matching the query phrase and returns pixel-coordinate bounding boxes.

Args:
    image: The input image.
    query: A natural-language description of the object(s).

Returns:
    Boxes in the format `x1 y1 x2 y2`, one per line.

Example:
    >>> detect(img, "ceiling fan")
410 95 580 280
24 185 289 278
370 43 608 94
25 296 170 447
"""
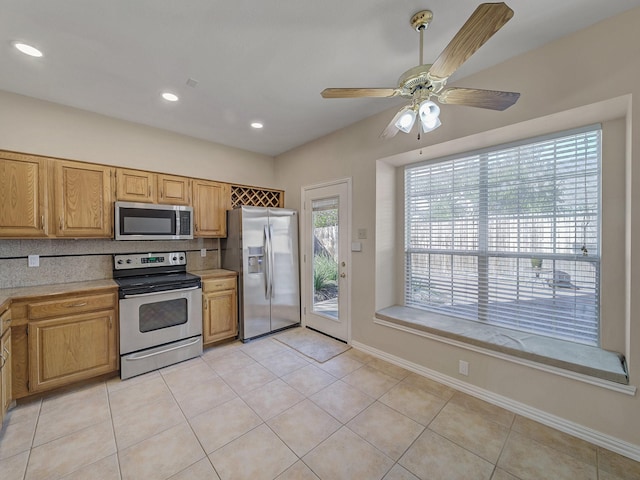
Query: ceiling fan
321 2 520 138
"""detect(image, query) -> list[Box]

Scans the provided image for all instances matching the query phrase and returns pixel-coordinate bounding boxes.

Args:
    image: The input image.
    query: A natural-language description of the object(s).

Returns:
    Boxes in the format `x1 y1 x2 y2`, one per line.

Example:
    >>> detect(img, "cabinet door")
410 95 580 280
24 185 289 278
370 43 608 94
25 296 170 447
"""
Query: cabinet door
116 168 155 203
157 174 191 206
28 310 117 393
193 180 229 237
54 160 113 237
0 152 48 237
1 328 11 416
203 289 237 344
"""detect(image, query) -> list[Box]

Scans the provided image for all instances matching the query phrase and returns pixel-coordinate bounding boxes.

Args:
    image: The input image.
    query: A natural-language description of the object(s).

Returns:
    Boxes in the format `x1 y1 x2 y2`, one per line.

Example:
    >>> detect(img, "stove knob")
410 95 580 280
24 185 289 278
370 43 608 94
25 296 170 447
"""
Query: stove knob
179 256 184 261
117 259 123 265
172 256 177 261
126 259 132 264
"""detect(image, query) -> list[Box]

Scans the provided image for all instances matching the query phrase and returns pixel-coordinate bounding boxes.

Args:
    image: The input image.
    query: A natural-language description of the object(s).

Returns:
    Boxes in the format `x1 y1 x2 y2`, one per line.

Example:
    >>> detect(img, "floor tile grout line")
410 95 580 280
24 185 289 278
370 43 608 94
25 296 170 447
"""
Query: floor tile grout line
21 397 42 480
103 379 123 480
155 368 216 480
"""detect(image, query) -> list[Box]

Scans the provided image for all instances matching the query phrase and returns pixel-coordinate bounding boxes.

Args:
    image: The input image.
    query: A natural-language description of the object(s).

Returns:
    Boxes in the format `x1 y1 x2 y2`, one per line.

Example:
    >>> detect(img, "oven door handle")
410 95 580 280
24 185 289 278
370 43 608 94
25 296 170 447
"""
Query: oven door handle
122 286 201 299
123 337 201 361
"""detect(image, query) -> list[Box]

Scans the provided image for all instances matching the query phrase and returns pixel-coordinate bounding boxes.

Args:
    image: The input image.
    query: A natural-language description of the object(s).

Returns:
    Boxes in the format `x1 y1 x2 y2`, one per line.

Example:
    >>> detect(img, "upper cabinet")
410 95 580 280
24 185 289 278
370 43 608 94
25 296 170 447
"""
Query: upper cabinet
192 179 229 238
0 149 284 240
115 169 191 206
157 174 191 206
54 160 114 238
0 151 49 237
115 168 155 203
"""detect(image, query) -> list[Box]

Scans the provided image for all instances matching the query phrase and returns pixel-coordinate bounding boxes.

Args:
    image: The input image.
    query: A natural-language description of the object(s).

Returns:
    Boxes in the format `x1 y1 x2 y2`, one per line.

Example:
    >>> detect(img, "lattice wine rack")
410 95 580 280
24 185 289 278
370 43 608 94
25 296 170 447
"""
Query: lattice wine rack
230 185 284 208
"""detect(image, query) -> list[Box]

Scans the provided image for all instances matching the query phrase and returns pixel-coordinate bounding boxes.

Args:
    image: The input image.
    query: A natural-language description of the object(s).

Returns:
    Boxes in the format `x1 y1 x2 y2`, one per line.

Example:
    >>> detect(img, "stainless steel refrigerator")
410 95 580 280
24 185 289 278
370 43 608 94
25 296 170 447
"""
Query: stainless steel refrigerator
222 206 300 342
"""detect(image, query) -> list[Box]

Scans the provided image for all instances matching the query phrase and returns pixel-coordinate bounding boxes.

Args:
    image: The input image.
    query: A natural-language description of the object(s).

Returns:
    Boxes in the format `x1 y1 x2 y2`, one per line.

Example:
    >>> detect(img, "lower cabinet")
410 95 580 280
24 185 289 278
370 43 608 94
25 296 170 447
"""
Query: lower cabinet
1 307 12 425
10 287 119 398
28 310 117 393
202 276 238 345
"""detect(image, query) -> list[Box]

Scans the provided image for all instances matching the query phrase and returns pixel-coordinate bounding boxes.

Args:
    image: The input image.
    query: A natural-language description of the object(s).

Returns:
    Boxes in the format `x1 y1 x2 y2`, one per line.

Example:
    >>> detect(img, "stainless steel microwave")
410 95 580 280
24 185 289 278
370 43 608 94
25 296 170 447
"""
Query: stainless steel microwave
115 201 194 240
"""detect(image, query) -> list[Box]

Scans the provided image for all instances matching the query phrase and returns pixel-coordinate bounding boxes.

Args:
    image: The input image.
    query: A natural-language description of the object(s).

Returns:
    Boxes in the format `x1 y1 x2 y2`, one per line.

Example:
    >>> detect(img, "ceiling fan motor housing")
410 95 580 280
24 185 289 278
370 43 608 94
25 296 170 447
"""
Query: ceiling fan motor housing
397 64 446 101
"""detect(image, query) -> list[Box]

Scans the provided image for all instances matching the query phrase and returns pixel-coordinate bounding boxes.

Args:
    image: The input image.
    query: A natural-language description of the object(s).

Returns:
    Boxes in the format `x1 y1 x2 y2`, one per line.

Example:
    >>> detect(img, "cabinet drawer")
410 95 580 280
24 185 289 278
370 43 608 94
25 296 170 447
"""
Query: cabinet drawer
203 277 236 293
28 293 117 320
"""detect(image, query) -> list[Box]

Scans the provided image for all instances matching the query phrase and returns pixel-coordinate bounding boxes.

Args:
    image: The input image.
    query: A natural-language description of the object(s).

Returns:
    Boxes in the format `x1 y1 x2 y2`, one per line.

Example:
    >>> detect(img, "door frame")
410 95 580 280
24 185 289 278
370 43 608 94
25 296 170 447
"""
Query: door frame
300 177 352 343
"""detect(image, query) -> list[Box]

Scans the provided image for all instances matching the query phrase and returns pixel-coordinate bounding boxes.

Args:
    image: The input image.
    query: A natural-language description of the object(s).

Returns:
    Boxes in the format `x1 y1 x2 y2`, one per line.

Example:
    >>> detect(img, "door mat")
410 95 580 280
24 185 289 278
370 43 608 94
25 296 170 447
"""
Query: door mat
275 327 350 363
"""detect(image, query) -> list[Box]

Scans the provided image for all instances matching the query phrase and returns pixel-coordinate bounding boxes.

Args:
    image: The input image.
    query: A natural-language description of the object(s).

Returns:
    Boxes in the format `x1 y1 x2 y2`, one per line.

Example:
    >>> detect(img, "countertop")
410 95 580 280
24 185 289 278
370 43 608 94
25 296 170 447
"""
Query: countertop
0 279 118 307
0 269 237 308
189 268 238 279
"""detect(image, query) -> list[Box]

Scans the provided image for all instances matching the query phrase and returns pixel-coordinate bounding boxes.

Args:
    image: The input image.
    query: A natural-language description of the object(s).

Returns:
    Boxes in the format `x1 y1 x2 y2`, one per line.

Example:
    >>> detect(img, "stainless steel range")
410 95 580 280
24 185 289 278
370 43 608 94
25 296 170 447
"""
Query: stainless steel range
114 252 202 379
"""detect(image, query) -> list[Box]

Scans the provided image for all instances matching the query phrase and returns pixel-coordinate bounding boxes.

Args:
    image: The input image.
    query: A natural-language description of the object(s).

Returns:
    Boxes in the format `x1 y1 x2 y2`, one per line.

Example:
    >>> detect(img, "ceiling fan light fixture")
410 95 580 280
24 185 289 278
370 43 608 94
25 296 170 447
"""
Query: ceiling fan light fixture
418 99 441 132
395 109 417 133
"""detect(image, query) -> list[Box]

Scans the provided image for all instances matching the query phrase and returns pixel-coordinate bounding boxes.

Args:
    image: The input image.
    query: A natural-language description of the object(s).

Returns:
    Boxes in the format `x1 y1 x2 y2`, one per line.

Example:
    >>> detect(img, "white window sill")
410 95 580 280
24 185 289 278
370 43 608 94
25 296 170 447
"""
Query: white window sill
375 305 629 386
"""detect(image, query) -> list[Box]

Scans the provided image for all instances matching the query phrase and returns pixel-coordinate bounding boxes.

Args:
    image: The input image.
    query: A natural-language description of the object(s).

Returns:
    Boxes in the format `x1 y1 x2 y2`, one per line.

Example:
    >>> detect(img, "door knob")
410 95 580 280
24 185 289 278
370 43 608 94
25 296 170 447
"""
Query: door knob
341 261 346 267
340 273 346 278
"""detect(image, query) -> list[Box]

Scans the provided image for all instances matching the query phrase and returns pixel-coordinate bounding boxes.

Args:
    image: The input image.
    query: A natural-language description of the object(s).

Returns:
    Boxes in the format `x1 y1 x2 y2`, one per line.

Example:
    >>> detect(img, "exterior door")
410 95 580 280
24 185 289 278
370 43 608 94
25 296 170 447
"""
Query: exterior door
302 179 351 341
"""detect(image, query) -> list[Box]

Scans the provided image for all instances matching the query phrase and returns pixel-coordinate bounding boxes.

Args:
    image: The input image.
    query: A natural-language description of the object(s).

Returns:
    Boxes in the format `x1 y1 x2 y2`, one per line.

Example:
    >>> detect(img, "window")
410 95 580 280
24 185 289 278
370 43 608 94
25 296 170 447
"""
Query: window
404 126 601 346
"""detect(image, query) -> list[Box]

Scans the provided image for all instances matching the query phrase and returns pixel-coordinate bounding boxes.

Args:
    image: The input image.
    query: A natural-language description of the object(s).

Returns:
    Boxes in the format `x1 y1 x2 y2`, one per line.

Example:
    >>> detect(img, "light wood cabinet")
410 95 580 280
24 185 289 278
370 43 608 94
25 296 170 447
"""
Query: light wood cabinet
54 160 114 237
0 151 49 237
202 276 238 345
157 174 191 205
24 290 118 394
1 307 12 424
115 168 155 203
193 179 229 237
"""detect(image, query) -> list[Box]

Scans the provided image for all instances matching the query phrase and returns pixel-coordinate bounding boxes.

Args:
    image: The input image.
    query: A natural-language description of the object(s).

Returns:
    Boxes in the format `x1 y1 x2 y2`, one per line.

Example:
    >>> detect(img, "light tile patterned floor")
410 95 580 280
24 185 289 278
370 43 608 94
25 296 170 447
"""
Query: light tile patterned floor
1 327 639 480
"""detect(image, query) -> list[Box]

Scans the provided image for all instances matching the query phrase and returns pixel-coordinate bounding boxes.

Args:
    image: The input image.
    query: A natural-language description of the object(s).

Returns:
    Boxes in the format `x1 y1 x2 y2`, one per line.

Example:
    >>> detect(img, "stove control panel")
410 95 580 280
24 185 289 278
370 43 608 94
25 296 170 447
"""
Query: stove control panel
114 252 186 270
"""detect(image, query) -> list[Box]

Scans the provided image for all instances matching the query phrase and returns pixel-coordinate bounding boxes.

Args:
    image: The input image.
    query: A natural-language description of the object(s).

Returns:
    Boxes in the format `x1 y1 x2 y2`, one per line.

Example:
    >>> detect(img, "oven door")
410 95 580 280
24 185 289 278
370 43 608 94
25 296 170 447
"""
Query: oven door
119 286 202 355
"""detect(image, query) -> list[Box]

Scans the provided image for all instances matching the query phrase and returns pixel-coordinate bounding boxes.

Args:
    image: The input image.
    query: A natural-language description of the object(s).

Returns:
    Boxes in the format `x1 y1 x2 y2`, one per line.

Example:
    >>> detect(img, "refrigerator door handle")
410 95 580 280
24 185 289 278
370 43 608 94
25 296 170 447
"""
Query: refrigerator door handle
269 224 275 299
264 225 272 300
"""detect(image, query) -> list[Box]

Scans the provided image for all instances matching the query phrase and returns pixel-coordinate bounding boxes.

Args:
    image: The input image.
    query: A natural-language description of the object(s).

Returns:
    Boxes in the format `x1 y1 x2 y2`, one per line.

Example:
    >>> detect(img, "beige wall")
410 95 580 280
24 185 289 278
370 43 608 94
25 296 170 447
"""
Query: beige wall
275 8 640 451
0 91 276 187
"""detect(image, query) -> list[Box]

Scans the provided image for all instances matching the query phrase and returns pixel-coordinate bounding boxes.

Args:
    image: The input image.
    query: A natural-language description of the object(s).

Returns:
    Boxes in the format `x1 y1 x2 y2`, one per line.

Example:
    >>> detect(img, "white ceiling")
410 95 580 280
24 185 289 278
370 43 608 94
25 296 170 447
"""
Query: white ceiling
2 1 639 157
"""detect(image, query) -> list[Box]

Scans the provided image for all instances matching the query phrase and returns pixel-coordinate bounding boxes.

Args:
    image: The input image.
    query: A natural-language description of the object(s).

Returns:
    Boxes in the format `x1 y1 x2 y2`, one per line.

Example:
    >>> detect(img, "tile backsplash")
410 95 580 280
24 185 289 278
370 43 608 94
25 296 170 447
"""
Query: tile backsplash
0 238 220 289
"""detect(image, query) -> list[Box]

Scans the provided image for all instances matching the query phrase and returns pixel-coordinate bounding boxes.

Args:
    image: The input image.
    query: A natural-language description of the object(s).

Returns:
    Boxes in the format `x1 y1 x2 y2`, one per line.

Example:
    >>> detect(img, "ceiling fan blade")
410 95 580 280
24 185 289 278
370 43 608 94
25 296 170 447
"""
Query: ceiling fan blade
428 2 514 80
438 87 520 110
321 88 398 98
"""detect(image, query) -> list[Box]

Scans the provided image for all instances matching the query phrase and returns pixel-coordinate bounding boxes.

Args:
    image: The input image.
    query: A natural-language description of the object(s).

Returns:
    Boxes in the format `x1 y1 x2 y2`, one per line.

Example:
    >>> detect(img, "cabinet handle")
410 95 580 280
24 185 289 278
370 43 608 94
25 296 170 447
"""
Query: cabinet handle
160 188 163 199
40 215 44 229
204 300 207 310
59 216 63 230
148 185 151 197
3 317 10 325
3 346 8 359
67 302 88 308
109 316 113 329
195 223 198 232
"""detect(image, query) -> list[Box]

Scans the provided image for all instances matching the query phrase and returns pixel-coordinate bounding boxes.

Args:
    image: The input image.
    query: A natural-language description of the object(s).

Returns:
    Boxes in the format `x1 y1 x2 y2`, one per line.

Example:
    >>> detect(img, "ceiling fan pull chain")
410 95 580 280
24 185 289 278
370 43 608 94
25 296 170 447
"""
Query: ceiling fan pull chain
419 27 424 65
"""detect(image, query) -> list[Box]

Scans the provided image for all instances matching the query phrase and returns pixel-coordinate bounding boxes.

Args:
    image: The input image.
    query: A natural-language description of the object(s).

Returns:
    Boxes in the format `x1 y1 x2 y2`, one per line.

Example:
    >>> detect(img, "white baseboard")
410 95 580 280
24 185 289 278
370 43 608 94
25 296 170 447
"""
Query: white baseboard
350 340 640 462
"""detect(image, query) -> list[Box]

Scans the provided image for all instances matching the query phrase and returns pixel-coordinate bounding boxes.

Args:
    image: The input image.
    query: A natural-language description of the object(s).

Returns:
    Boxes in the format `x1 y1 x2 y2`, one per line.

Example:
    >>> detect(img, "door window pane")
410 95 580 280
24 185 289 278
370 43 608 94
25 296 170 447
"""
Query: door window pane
312 197 339 319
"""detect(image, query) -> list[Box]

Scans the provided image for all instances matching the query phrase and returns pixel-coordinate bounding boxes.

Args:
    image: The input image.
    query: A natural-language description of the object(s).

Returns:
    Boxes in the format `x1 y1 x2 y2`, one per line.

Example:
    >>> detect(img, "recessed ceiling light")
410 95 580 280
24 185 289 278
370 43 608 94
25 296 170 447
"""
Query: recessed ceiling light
251 122 264 129
14 42 43 57
162 92 179 102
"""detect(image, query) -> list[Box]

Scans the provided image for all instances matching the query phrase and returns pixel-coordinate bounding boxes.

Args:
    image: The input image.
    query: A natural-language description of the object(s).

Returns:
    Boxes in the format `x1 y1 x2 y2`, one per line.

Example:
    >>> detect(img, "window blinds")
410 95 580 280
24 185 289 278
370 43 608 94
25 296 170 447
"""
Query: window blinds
404 126 601 346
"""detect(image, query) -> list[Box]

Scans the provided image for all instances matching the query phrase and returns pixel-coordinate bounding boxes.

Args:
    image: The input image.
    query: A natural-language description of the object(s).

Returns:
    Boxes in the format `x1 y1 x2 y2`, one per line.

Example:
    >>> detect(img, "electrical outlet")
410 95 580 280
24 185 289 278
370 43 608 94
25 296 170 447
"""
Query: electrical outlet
459 360 469 376
200 248 206 257
28 254 40 267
